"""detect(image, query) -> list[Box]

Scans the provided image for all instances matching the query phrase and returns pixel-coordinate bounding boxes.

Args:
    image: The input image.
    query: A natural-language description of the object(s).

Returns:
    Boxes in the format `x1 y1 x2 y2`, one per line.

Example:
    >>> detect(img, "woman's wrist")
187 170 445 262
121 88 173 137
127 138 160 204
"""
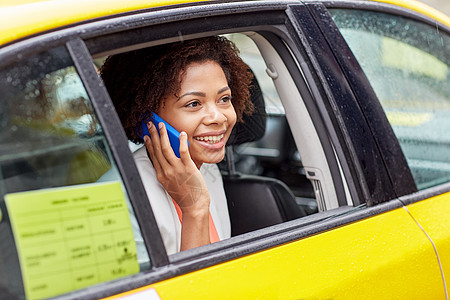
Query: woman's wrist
179 194 210 219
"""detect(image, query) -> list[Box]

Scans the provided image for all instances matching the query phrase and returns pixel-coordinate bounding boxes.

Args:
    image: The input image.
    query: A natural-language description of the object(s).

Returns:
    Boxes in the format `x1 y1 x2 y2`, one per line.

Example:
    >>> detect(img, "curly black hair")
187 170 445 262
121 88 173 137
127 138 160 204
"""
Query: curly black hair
100 36 254 144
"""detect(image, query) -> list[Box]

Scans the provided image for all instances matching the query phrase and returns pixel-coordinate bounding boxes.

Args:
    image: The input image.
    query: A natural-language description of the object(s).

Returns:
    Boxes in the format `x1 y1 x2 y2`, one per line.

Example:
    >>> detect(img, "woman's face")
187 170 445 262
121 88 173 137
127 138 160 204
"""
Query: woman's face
157 60 237 168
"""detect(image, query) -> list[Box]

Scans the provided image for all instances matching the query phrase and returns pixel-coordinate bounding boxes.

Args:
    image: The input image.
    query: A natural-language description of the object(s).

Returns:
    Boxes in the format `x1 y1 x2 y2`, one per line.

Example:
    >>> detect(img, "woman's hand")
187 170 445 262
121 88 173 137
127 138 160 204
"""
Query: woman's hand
144 121 210 250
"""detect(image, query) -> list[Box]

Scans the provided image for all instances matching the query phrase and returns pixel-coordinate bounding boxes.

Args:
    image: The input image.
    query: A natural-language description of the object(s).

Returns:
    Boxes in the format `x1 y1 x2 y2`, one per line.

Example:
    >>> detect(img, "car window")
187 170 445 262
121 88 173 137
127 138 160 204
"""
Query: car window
330 9 450 190
96 32 334 243
0 46 148 300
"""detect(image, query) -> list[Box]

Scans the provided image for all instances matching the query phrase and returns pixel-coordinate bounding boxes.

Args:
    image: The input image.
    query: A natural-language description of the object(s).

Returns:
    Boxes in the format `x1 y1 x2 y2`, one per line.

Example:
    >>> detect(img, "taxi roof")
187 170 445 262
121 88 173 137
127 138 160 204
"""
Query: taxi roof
0 0 449 47
0 0 202 46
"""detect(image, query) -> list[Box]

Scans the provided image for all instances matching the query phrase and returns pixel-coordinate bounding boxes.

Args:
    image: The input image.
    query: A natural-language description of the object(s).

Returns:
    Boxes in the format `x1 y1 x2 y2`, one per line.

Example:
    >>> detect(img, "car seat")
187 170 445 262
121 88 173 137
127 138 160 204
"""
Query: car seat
222 75 307 236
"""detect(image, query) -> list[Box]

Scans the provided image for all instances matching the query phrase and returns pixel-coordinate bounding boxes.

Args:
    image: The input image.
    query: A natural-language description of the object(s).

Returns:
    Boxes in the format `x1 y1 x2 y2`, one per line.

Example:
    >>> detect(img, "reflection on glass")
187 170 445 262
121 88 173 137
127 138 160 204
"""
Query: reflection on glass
331 9 450 190
0 46 148 299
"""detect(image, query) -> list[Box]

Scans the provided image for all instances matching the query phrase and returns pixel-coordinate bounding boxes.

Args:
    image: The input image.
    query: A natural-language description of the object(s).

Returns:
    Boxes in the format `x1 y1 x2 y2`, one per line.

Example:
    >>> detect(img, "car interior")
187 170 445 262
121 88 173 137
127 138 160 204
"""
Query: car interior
219 74 310 236
87 31 334 238
94 31 345 233
94 31 340 236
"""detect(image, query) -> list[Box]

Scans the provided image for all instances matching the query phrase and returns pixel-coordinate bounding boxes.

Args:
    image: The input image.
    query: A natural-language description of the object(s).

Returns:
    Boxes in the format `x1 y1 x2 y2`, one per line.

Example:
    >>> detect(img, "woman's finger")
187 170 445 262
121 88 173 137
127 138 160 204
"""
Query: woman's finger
144 134 162 172
148 121 171 171
158 122 178 164
179 131 193 165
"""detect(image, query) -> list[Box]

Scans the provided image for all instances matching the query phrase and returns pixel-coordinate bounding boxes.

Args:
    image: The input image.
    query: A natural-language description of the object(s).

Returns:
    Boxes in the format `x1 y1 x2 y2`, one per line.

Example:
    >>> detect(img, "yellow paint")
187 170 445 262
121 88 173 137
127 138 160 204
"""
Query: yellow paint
104 286 161 299
105 207 445 299
1 0 449 47
406 192 450 287
0 0 204 46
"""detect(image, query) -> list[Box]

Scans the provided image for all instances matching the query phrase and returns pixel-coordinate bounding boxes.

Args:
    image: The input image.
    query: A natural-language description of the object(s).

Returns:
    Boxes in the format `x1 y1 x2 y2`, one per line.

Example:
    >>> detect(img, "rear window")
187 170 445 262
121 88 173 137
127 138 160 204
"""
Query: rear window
0 46 148 299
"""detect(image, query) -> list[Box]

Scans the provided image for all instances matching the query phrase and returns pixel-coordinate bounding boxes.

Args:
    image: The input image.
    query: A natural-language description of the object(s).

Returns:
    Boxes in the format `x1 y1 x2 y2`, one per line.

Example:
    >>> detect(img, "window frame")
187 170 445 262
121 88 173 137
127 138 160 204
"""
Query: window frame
0 1 419 299
287 3 398 205
307 2 417 200
317 0 450 203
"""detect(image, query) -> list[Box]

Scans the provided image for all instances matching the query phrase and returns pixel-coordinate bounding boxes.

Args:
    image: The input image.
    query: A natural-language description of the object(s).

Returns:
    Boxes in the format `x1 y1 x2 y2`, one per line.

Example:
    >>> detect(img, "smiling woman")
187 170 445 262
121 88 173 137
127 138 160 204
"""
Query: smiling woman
100 36 254 254
156 60 237 168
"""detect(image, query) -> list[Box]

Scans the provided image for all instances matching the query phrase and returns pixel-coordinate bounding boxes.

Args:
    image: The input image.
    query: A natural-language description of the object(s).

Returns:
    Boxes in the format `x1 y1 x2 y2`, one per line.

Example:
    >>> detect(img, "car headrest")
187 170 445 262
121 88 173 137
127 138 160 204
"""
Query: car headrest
226 75 267 145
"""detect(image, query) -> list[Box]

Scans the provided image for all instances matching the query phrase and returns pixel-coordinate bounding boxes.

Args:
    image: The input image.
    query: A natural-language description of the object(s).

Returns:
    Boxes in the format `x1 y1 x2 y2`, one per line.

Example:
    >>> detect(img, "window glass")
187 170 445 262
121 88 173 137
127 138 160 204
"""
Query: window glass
330 9 450 190
0 46 148 300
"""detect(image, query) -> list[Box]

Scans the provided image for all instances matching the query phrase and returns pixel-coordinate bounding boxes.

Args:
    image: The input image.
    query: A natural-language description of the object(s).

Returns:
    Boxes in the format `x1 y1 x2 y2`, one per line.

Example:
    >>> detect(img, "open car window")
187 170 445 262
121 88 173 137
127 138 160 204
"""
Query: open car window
0 46 149 300
95 31 352 246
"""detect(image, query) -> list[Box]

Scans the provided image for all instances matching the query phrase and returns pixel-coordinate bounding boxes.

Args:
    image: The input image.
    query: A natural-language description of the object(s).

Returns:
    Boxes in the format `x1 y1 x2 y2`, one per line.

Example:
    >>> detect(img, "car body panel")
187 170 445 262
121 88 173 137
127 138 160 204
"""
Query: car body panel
104 206 445 299
406 191 450 285
0 0 203 46
1 0 449 46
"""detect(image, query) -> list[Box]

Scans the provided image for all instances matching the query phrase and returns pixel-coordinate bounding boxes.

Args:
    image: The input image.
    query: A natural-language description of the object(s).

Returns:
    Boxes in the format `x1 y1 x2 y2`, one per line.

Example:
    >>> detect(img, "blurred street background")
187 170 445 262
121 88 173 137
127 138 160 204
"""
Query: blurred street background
421 0 450 17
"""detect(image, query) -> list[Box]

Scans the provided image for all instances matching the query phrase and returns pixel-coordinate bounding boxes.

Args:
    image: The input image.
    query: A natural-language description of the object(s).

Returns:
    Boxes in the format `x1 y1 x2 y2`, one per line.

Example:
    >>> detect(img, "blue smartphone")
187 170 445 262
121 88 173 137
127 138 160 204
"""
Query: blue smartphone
141 113 188 158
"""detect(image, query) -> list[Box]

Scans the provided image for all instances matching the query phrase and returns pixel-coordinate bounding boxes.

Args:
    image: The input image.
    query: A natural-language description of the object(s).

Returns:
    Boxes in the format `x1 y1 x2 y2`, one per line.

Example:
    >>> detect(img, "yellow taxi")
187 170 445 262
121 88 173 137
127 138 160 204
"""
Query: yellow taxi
0 0 449 299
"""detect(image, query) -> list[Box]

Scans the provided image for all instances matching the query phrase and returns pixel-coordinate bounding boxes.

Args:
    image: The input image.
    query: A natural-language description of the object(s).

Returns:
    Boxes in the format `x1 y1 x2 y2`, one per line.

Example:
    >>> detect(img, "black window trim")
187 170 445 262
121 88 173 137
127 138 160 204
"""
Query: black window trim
399 182 450 206
84 11 287 57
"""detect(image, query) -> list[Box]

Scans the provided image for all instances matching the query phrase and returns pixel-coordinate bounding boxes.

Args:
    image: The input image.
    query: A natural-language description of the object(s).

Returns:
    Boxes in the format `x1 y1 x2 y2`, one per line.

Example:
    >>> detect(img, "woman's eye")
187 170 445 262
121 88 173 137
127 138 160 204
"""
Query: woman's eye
219 96 232 103
186 101 200 108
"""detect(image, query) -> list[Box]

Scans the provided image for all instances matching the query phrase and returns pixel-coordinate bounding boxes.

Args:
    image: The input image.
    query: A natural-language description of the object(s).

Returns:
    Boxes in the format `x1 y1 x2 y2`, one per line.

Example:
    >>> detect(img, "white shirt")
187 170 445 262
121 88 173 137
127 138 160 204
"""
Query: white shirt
133 146 231 255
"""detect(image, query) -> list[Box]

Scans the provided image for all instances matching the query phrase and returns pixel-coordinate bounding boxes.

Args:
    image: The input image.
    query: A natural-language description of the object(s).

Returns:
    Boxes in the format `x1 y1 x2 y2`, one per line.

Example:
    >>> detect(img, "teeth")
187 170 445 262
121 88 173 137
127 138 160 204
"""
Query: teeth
194 134 224 144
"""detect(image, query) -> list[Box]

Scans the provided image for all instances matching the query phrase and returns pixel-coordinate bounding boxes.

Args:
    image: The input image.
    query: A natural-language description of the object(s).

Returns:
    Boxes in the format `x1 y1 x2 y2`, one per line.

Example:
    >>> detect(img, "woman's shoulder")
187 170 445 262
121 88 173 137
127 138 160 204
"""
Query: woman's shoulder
133 146 156 173
132 146 180 254
133 145 149 161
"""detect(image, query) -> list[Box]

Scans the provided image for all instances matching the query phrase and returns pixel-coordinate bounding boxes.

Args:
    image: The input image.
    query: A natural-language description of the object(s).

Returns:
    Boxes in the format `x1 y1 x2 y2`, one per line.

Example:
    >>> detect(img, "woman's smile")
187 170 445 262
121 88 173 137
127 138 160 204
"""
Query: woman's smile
193 130 226 150
194 134 224 143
